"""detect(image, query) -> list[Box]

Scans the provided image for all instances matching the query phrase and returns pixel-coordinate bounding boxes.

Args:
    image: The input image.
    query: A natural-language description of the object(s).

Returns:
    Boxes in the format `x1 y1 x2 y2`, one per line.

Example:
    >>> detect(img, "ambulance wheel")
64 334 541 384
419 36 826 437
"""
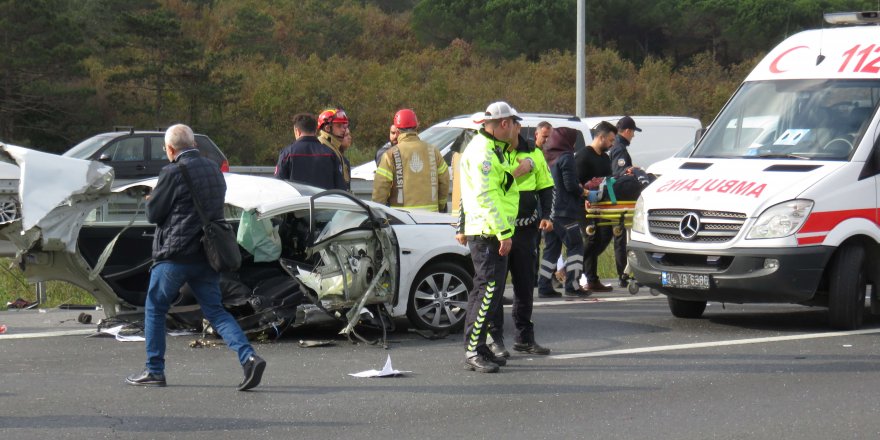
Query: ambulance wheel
828 243 866 330
407 262 471 332
612 225 623 236
585 225 596 236
668 297 706 319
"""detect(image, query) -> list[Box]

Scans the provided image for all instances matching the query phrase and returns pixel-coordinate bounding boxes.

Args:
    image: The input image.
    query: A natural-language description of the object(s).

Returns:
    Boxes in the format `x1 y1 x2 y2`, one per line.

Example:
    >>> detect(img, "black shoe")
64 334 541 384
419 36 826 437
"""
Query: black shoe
618 275 630 288
538 290 562 298
463 354 499 373
513 341 552 355
238 354 266 391
487 342 510 359
563 289 591 300
586 282 613 292
125 369 166 387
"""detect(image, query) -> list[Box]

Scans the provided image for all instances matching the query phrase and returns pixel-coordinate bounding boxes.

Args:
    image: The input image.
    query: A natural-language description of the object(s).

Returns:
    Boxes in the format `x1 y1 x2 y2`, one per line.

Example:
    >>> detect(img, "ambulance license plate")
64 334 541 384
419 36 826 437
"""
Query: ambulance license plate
661 271 710 290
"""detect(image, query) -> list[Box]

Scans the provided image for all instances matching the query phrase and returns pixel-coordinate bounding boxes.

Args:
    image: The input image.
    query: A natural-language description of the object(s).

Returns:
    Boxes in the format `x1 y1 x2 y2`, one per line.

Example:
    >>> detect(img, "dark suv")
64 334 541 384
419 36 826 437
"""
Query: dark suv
62 128 229 181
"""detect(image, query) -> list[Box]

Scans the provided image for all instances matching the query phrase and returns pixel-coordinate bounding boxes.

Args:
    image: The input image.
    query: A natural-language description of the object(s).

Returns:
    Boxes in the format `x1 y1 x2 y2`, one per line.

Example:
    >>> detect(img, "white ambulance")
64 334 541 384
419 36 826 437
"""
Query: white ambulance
628 12 880 329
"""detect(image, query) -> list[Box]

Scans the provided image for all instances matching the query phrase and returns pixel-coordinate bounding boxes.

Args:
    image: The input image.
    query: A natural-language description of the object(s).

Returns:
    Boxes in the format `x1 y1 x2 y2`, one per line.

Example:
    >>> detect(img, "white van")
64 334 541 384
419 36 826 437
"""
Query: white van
628 12 880 329
350 114 701 181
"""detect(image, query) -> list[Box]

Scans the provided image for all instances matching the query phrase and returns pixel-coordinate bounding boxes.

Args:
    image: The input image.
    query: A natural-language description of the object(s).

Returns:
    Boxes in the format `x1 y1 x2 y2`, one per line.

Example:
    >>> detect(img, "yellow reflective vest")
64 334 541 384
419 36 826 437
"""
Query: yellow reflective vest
458 129 518 240
373 132 450 212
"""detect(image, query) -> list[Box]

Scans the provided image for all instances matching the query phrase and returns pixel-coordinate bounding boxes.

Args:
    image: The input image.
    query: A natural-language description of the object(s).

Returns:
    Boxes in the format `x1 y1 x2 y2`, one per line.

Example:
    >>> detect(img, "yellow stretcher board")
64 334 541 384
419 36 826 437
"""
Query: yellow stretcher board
584 200 636 235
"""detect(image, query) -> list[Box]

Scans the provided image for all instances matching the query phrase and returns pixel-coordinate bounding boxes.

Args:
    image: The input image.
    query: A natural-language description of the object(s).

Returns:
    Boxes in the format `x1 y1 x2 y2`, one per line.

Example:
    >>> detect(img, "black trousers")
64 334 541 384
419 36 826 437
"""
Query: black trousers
489 225 539 345
463 236 509 354
537 217 584 293
613 229 627 278
583 224 612 284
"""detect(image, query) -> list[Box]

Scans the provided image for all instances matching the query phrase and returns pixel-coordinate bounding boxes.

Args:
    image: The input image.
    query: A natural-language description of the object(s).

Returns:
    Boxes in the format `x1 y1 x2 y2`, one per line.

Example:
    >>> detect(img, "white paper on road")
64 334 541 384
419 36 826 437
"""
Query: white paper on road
99 324 145 342
348 355 411 378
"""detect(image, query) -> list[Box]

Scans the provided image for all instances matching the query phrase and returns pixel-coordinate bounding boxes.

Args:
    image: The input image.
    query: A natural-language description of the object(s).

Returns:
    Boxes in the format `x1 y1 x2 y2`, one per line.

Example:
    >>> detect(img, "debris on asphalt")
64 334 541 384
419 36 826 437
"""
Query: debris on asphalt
0 324 6 334
348 355 411 378
298 339 336 348
6 298 34 309
189 338 222 348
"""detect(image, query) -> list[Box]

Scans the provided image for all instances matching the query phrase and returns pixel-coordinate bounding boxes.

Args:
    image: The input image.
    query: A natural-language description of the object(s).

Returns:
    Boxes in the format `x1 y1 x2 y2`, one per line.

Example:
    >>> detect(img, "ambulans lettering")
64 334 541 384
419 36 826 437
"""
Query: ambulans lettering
655 179 766 198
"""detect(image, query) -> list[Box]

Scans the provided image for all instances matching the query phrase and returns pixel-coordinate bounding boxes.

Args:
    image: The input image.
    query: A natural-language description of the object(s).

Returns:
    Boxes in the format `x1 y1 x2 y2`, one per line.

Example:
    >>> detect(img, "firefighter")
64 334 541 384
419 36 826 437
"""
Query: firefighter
455 101 521 373
372 109 449 212
316 108 351 191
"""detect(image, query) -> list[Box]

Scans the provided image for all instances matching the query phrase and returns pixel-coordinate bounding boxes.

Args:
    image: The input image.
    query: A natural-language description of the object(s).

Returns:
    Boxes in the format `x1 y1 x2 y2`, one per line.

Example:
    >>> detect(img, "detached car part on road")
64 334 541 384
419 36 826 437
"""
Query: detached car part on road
0 144 472 339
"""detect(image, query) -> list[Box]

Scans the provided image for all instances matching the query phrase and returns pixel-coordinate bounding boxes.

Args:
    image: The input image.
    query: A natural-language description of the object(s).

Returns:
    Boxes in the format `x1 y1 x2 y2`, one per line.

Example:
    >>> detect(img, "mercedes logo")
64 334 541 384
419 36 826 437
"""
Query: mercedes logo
679 212 701 240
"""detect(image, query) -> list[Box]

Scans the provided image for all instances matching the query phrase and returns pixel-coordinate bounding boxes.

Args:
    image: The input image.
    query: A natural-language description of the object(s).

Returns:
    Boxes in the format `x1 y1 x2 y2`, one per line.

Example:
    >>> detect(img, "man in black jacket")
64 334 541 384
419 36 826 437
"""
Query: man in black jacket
575 121 617 292
126 124 266 391
608 116 641 287
275 113 346 190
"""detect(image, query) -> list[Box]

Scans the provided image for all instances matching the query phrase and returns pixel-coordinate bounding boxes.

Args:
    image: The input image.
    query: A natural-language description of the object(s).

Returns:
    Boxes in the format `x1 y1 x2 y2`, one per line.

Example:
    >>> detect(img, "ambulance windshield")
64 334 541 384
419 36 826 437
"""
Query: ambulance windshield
693 79 880 160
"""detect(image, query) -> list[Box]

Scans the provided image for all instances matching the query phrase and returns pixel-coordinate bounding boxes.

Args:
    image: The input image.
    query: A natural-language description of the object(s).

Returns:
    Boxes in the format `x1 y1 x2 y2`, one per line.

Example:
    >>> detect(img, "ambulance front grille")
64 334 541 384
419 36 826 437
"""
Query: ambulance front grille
648 209 747 243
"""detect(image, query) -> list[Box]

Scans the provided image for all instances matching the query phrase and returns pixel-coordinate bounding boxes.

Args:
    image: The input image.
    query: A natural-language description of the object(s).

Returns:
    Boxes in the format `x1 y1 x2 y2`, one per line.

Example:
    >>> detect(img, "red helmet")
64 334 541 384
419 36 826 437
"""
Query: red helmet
393 108 418 129
317 108 349 130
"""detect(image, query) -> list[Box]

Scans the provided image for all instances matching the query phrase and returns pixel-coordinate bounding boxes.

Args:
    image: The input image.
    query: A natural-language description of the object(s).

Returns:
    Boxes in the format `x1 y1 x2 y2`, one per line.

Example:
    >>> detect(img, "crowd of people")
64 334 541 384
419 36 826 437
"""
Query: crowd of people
268 102 646 374
129 104 642 387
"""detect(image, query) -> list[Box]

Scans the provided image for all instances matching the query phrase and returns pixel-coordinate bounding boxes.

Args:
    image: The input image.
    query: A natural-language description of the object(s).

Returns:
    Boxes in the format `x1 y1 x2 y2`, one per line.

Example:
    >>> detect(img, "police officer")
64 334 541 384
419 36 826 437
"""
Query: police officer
455 101 520 373
316 108 352 191
487 119 555 358
609 116 641 287
372 109 450 212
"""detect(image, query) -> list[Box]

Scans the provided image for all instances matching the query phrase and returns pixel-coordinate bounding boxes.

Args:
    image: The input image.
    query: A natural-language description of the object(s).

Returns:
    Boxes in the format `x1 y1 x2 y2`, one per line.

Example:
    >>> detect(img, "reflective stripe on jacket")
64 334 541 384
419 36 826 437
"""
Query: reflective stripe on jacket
372 132 450 211
459 129 518 240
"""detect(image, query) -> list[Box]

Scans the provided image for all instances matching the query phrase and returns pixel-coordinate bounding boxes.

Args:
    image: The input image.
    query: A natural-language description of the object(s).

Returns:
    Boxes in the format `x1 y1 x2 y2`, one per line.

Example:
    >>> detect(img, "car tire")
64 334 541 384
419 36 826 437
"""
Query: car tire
667 296 707 319
828 243 866 330
406 262 471 333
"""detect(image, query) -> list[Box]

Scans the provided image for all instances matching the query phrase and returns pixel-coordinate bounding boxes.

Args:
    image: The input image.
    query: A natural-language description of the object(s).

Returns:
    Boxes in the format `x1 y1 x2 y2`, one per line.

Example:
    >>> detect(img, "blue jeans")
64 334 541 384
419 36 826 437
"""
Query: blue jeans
145 260 254 374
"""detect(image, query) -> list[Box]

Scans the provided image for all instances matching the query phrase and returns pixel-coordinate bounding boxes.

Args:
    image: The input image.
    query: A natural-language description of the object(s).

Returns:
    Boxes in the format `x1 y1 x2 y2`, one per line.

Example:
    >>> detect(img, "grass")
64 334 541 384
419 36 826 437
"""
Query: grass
0 259 95 310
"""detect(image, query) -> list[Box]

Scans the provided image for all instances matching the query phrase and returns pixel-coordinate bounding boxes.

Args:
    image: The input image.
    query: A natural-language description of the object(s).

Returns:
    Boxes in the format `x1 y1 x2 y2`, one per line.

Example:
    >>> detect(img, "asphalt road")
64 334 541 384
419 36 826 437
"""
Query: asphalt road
2 288 880 440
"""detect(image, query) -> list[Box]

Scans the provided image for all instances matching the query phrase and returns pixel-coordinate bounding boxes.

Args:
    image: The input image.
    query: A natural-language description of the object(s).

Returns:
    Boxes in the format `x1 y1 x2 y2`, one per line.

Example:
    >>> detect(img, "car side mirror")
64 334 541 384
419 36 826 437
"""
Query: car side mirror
695 128 707 143
98 153 112 162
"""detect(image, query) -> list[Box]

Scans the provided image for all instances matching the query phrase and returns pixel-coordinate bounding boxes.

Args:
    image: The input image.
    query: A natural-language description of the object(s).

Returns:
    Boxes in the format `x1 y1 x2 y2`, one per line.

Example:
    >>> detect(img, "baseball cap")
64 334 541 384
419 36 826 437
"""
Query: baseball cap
617 116 641 132
474 101 522 123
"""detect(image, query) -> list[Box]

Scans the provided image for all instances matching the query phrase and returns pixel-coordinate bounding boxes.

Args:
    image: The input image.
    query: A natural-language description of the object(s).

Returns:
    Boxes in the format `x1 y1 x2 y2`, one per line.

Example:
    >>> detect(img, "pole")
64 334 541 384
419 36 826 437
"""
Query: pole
576 0 586 117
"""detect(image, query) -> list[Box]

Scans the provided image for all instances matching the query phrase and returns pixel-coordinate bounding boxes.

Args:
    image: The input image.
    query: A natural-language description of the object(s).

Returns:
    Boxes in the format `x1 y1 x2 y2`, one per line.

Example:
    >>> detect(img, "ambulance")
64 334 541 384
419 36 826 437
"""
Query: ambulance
628 12 880 330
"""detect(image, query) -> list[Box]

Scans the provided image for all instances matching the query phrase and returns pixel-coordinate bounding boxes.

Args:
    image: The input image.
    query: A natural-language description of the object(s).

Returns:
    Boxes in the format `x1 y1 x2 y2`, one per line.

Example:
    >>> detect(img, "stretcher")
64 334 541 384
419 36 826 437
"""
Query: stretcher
583 200 642 295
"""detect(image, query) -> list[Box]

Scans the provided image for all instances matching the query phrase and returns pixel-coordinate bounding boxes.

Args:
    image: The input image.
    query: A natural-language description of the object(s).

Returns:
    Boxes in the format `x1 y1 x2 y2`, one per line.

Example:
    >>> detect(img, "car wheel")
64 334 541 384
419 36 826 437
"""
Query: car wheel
406 262 471 332
667 296 707 319
828 243 866 330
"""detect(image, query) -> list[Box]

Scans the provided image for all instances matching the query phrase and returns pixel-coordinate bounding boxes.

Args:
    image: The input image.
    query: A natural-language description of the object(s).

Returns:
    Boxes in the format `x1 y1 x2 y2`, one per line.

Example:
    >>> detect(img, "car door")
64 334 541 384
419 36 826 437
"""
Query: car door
97 135 149 180
266 191 400 318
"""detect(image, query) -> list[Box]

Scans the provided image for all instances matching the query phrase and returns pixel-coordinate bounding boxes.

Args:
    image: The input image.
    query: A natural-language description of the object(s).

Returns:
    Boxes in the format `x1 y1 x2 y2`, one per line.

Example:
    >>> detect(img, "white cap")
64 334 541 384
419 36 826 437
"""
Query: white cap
472 101 522 124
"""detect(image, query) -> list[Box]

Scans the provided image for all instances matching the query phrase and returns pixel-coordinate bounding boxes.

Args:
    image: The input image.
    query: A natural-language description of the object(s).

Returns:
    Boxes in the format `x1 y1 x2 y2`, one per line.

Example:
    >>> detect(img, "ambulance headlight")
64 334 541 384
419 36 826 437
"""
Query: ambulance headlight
632 196 647 234
746 199 813 239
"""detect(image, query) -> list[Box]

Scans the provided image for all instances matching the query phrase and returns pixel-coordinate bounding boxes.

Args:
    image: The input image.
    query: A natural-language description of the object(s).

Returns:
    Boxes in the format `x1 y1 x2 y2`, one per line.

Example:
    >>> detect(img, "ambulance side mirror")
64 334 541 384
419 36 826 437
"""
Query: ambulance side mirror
859 139 880 179
695 128 707 144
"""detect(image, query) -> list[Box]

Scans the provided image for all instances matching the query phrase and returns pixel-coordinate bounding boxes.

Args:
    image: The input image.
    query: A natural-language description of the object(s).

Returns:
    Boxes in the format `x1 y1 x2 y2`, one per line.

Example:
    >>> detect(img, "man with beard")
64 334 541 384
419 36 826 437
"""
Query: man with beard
575 121 618 292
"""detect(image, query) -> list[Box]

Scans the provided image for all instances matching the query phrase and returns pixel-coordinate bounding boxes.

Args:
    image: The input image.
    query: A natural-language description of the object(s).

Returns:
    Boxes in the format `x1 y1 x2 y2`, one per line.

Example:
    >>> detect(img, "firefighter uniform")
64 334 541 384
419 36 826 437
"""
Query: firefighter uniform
458 128 519 362
317 130 350 191
488 138 554 347
372 131 450 212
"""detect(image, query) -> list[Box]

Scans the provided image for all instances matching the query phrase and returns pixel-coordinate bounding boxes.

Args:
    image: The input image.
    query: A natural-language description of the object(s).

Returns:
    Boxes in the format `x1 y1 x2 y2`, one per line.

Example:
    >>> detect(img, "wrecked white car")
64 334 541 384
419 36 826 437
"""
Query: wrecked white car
0 143 473 339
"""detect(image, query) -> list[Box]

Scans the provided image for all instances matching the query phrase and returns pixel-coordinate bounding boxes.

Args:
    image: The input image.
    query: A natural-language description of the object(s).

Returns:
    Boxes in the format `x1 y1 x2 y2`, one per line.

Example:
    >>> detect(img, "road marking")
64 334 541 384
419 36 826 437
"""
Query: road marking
0 329 95 340
530 295 662 307
550 327 880 359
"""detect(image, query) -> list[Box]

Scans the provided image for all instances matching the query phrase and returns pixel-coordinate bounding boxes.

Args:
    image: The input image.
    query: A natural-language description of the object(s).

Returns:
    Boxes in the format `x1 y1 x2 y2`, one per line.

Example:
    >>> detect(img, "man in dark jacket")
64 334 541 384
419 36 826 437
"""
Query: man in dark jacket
575 121 617 292
126 124 266 391
275 113 346 190
537 127 591 299
608 116 641 287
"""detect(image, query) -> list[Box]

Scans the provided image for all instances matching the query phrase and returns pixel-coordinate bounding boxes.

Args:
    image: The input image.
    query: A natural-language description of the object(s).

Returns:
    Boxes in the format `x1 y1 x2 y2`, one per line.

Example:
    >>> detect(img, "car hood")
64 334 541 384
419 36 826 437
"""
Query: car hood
1 143 113 230
642 159 844 214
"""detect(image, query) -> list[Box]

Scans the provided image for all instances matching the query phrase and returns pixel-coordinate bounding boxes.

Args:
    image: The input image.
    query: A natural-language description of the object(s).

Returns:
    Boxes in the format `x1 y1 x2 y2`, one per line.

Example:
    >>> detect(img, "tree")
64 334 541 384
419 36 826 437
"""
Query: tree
0 0 93 149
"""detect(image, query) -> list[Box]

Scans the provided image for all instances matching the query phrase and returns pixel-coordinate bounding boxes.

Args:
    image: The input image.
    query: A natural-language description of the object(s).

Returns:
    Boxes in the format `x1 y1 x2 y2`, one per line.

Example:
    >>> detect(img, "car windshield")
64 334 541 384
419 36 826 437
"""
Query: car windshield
693 79 880 160
418 126 467 151
63 133 117 159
